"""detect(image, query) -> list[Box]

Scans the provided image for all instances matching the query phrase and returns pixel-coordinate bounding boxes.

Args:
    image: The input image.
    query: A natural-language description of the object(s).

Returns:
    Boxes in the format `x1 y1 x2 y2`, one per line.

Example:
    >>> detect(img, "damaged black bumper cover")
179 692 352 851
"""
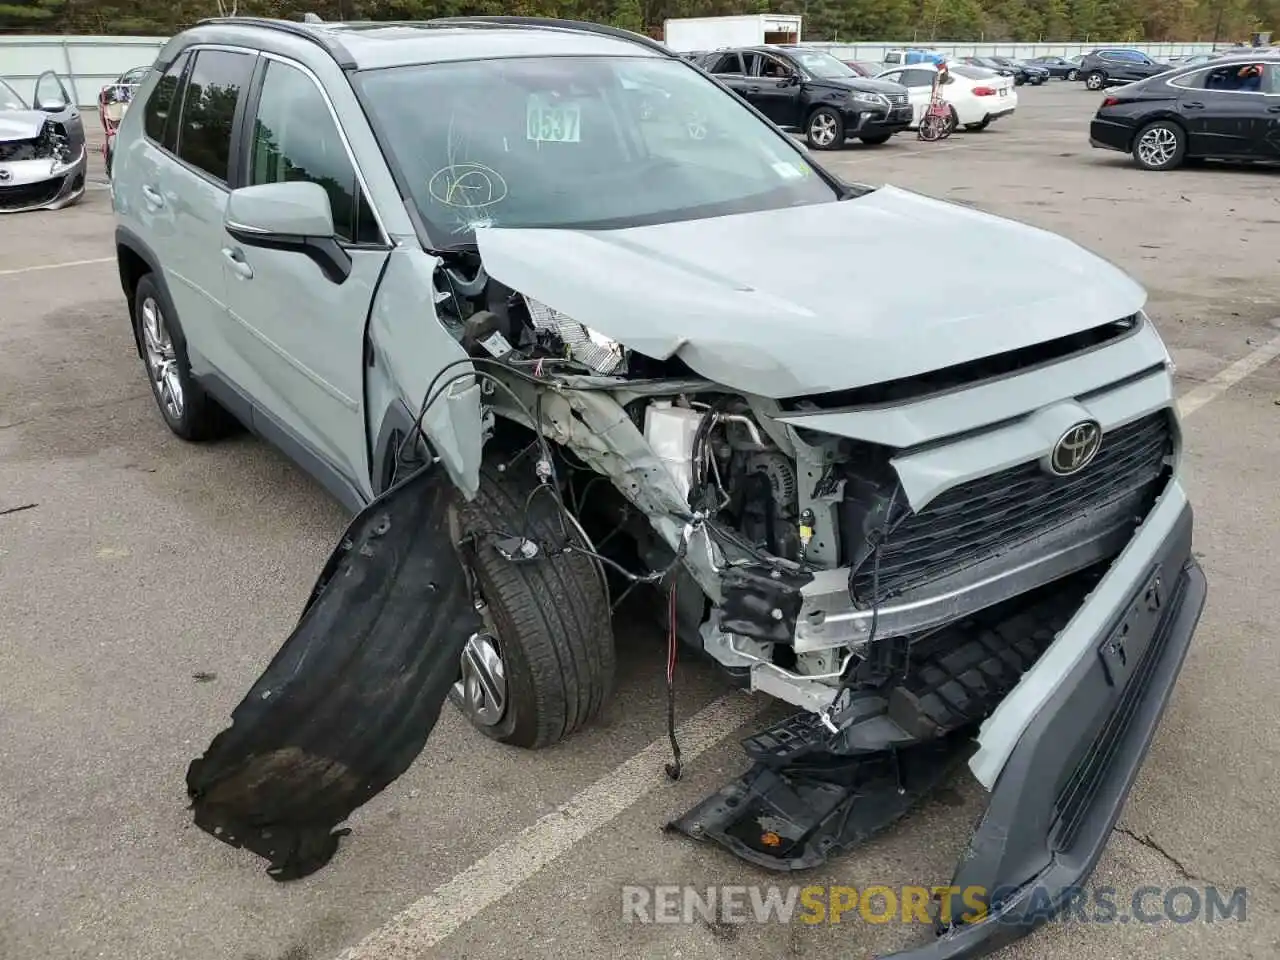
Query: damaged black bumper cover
186 467 479 880
880 503 1206 959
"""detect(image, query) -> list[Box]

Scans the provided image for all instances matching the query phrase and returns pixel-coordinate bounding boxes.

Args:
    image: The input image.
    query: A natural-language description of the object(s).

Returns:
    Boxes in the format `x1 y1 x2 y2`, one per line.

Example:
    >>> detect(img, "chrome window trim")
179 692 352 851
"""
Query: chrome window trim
257 50 390 245
1167 62 1280 95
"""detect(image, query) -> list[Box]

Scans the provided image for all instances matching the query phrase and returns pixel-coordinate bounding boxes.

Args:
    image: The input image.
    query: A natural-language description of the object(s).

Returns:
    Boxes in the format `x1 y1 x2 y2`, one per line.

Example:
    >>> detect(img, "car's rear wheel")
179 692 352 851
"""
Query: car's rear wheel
859 132 893 145
1132 120 1186 171
447 460 615 749
132 274 236 441
1085 70 1107 90
965 118 991 132
1067 68 1079 81
806 106 844 150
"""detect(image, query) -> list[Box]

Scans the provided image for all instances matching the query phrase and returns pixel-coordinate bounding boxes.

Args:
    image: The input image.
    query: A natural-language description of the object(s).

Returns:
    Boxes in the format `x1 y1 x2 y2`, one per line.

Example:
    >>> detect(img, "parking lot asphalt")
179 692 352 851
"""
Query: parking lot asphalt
2 82 1279 960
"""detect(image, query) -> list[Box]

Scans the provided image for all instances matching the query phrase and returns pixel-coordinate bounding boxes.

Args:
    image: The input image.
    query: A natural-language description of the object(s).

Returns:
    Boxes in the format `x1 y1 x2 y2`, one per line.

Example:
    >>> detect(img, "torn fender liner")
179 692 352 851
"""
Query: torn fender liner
186 466 480 881
668 733 973 872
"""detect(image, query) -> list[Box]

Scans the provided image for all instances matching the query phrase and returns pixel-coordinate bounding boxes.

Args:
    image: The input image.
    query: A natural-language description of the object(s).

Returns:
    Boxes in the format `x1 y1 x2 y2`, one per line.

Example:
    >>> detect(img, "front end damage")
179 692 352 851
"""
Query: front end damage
188 197 1206 956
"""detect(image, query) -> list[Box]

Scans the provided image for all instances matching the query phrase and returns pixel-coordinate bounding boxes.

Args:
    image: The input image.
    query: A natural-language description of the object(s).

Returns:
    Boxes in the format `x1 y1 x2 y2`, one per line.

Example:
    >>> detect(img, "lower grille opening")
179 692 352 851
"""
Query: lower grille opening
0 178 64 211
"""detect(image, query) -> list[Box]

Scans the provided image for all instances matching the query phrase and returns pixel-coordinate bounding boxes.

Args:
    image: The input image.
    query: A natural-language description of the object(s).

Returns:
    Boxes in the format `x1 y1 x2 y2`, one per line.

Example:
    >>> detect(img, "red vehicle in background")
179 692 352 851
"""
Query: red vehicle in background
98 66 149 177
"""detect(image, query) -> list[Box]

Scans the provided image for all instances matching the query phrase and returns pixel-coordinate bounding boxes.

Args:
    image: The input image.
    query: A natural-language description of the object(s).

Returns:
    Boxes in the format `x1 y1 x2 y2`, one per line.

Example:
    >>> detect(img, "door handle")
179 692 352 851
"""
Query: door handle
221 246 254 280
1268 105 1280 113
747 85 760 93
141 184 164 207
1183 101 1205 109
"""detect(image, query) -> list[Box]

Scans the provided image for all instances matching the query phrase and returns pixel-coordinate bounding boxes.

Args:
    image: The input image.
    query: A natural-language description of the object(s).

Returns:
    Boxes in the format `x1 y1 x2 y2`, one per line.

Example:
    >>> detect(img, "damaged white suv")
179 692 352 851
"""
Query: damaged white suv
114 16 1206 956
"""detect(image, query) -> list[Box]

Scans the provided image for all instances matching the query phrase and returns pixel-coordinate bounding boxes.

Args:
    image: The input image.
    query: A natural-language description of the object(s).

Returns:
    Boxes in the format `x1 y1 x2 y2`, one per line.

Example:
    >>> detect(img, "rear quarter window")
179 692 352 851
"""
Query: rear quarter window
143 51 190 151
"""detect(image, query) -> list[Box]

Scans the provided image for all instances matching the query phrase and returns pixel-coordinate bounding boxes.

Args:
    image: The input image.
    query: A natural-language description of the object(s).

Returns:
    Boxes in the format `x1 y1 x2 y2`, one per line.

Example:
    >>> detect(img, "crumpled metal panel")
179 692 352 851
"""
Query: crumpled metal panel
186 466 479 880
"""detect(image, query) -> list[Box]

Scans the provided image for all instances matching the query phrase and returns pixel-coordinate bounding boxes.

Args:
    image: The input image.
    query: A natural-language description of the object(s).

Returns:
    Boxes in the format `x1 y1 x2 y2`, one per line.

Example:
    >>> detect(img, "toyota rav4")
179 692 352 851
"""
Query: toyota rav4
111 16 1206 958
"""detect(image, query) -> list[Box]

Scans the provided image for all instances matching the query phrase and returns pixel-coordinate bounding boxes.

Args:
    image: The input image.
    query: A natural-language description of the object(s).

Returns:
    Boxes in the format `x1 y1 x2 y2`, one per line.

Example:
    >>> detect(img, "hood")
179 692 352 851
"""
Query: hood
475 185 1147 400
816 76 906 95
0 110 47 141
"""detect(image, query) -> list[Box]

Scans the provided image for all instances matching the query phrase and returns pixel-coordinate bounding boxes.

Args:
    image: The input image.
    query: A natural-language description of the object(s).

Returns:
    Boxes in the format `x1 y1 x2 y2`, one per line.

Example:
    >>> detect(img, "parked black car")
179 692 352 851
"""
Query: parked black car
1089 55 1280 170
1027 55 1083 80
1078 48 1172 90
695 45 912 149
989 56 1049 85
961 56 1020 82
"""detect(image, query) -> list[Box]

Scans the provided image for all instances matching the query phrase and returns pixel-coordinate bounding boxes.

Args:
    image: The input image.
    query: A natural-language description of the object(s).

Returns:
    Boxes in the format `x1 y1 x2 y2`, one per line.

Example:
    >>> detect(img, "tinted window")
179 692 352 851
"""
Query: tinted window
144 51 189 149
708 53 744 75
1195 62 1270 92
758 55 794 79
901 69 936 88
176 49 255 184
248 59 380 245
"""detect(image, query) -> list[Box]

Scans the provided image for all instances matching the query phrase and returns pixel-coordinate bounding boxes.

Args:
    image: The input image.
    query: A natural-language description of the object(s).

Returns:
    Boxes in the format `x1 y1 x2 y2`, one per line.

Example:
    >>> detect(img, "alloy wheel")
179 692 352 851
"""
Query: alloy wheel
1137 126 1178 168
140 296 184 421
1086 72 1104 90
809 112 837 147
454 624 507 727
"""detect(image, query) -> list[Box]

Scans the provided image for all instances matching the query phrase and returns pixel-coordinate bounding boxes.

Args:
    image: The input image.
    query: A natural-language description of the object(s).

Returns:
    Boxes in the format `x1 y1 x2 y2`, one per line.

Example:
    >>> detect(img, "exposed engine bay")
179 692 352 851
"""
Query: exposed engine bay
426 252 1172 737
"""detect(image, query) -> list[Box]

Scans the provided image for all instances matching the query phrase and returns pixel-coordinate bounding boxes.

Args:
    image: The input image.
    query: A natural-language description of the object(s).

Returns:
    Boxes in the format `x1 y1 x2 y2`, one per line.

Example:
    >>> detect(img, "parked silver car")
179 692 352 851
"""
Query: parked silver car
114 17 1206 956
0 72 86 212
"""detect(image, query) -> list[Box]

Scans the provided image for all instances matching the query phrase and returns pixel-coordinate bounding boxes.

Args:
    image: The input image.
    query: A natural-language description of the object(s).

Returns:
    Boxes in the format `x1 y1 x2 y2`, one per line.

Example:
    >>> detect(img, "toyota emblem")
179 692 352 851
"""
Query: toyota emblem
1047 420 1103 476
0 169 11 182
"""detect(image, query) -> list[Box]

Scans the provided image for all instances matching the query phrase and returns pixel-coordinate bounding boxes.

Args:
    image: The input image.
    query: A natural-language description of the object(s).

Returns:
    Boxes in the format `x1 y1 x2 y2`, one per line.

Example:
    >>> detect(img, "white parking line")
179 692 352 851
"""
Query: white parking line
0 256 114 278
1177 327 1280 419
336 691 766 960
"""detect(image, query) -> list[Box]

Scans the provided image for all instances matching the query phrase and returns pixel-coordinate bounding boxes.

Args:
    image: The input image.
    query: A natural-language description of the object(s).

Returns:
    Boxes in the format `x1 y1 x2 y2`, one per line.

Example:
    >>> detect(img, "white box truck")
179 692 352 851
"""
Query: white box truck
662 14 802 53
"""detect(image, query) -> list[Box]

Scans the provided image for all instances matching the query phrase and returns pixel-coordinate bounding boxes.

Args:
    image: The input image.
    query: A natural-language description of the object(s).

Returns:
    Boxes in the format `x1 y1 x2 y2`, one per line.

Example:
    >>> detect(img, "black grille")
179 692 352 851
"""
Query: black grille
885 91 910 107
852 412 1173 603
0 177 64 211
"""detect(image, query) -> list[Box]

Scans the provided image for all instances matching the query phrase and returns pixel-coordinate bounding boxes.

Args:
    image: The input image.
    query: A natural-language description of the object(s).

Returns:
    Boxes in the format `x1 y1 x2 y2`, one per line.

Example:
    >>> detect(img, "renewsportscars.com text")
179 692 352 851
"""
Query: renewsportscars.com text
621 884 1248 927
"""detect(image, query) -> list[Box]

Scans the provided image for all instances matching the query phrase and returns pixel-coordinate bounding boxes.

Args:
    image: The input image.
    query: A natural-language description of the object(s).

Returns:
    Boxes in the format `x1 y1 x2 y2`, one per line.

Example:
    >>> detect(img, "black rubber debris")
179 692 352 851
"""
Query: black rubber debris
668 732 973 871
185 465 480 881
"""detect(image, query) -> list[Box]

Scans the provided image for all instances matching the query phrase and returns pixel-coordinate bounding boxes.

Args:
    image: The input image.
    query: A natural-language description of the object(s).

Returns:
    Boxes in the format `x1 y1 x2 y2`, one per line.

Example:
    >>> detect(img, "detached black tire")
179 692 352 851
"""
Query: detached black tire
806 106 845 150
132 273 236 441
448 462 615 749
859 132 893 145
1131 119 1186 171
1085 70 1107 90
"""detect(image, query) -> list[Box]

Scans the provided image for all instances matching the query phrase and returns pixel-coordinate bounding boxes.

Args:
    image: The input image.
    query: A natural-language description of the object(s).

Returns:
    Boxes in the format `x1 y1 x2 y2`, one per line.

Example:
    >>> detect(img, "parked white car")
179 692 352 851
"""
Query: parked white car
875 62 1017 131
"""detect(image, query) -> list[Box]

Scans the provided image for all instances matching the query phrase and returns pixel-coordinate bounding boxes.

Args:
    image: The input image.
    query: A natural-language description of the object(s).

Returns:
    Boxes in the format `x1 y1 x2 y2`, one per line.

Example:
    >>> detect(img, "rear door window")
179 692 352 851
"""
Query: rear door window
707 53 744 75
175 48 256 184
144 51 190 151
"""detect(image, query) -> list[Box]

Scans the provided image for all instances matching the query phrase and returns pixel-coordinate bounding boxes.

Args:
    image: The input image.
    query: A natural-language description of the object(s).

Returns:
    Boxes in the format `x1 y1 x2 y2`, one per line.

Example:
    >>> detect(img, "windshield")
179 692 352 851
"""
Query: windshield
789 50 857 79
0 78 27 110
358 56 839 248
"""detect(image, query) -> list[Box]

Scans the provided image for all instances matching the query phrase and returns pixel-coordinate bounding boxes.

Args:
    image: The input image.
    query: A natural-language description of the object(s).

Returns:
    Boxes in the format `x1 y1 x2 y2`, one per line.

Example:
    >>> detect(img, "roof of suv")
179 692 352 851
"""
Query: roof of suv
181 16 670 71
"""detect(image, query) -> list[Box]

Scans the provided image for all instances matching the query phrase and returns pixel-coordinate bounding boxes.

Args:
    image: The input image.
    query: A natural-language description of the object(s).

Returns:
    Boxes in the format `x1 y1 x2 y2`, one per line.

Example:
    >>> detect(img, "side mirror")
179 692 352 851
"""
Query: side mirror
224 181 351 284
35 95 67 112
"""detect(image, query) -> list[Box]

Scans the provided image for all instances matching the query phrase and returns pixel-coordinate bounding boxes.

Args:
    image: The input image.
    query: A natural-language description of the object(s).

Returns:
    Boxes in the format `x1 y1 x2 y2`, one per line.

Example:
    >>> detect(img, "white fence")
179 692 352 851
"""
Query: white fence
0 33 1240 106
0 36 166 107
796 40 1223 60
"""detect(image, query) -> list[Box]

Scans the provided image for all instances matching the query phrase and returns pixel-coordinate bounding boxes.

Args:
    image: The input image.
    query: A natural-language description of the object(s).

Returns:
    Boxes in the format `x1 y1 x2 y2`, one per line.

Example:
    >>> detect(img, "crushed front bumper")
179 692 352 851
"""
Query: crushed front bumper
881 494 1205 958
0 151 86 212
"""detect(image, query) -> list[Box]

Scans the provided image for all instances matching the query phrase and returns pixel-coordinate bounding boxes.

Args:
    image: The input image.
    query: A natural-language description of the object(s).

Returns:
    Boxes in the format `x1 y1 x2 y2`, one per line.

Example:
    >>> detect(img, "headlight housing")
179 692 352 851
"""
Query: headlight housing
524 297 626 376
851 91 890 109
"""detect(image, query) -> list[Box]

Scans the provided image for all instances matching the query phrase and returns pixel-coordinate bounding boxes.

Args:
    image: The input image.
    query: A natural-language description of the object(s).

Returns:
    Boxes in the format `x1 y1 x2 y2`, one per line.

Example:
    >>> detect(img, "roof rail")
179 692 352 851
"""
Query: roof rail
193 16 356 69
426 16 675 58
